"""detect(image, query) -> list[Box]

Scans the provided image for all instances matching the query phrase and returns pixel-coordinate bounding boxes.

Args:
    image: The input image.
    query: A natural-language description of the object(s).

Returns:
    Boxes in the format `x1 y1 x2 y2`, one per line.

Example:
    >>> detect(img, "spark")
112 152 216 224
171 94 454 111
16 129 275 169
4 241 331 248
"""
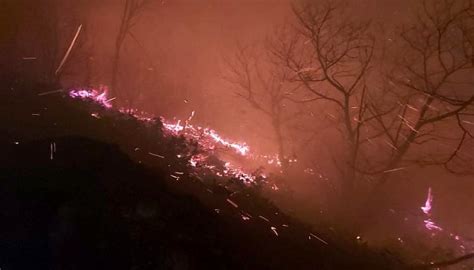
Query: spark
270 226 279 236
187 111 195 121
38 89 63 96
226 198 239 208
105 97 117 103
398 115 419 133
148 152 165 159
406 104 419 111
384 140 398 151
462 120 474 125
424 220 443 231
55 24 82 75
50 142 56 160
241 214 250 221
309 233 328 245
383 167 406 173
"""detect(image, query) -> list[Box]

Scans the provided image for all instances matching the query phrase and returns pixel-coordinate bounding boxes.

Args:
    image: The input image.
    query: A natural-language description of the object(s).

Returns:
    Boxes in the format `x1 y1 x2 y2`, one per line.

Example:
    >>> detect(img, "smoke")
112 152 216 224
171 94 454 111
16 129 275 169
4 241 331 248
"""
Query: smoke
5 0 474 264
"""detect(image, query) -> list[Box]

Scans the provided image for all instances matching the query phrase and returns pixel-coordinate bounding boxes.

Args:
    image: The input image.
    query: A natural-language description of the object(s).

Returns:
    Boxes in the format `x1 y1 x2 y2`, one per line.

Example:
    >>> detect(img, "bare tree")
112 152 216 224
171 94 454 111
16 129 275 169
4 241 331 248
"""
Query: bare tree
365 0 474 184
270 0 377 196
223 43 305 171
110 0 153 99
269 0 474 201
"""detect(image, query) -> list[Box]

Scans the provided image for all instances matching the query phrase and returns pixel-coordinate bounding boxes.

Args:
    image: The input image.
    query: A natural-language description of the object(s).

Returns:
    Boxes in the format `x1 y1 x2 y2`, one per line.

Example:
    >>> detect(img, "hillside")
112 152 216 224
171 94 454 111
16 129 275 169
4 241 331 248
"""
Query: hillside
0 87 409 269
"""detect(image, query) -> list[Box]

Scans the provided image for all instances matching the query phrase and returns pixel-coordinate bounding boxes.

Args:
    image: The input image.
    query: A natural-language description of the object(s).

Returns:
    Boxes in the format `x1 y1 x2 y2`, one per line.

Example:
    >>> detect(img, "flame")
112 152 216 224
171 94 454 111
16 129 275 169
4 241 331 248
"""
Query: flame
423 220 443 232
418 187 474 254
421 187 433 215
161 119 249 156
69 86 113 108
420 187 442 232
68 87 474 254
68 87 272 185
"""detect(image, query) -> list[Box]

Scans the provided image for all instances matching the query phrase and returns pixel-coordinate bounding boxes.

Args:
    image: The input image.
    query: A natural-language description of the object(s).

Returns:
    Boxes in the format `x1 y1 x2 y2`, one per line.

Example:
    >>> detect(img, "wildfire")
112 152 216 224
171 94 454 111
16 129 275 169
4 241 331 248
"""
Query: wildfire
420 187 433 215
418 187 472 254
161 119 250 156
68 87 273 185
67 87 473 255
420 187 442 232
69 86 113 108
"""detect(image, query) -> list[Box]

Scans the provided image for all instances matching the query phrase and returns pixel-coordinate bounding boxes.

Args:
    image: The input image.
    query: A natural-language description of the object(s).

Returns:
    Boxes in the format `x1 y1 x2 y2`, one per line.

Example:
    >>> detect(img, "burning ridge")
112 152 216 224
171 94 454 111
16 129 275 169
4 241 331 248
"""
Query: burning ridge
68 87 282 186
68 87 471 249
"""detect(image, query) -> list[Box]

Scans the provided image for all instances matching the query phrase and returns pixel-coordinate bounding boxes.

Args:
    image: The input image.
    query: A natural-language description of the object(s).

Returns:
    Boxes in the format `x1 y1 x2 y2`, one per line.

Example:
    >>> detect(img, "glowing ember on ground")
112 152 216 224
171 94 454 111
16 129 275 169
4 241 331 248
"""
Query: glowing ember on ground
68 87 274 186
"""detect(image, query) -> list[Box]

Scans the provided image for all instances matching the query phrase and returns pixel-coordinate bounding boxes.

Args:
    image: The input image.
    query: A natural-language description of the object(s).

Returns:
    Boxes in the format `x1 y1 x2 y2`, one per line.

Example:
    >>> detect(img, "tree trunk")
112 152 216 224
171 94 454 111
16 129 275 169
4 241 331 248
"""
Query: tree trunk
110 40 122 98
272 119 288 172
110 0 132 99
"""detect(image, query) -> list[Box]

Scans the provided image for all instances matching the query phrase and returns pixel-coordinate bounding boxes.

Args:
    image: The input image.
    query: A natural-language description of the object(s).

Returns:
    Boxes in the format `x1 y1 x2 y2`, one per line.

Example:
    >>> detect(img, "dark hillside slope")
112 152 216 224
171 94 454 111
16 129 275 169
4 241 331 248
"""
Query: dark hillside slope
0 90 409 269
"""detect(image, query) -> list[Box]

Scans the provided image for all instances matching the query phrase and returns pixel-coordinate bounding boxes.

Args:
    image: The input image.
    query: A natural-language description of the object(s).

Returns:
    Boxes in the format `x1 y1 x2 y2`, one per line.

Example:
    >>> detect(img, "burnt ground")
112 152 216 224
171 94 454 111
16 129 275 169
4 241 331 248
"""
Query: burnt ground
0 87 410 270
